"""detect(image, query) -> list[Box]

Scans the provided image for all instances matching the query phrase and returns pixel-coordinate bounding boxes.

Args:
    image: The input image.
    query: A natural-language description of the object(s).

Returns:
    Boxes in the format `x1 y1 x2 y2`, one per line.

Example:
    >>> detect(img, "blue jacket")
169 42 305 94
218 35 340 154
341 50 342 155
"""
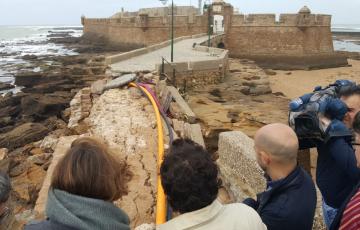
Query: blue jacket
316 137 360 209
244 166 317 230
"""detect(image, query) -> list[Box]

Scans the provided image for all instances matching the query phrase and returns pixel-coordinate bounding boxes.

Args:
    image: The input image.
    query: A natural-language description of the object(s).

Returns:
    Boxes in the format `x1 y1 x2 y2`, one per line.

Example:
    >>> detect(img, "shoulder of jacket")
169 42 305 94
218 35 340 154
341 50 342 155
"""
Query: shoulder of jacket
224 203 259 215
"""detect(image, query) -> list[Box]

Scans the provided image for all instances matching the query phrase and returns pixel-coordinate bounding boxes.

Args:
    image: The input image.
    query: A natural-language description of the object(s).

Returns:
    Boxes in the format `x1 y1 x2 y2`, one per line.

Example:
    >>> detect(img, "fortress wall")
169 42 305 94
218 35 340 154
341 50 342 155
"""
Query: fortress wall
82 18 111 40
82 14 208 47
230 14 331 26
226 14 333 56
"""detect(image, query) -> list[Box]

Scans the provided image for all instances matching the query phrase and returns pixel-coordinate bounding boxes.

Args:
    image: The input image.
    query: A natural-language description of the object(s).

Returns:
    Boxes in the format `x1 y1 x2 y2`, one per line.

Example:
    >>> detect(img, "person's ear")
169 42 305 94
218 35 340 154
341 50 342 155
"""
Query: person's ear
259 151 271 166
343 112 352 127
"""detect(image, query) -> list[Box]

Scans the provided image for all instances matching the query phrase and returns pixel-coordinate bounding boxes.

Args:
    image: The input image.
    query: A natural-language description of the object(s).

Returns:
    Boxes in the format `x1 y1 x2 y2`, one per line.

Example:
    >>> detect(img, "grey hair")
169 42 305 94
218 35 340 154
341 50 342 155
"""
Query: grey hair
0 172 11 203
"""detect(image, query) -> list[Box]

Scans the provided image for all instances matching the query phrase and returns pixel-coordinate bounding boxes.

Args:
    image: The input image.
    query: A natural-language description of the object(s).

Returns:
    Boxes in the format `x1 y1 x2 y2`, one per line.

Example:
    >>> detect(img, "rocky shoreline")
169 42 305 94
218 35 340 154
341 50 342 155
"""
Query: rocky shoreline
0 31 131 225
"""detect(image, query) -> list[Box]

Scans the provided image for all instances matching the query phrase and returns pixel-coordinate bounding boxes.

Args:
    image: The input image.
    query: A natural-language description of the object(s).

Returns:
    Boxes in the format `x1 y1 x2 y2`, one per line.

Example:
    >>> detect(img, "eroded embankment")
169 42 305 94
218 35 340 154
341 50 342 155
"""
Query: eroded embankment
88 89 158 228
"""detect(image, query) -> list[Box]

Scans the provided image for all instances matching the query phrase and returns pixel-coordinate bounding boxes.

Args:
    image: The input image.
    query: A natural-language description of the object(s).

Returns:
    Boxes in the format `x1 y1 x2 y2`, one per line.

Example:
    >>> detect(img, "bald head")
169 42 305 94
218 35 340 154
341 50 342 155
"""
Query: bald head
255 123 299 163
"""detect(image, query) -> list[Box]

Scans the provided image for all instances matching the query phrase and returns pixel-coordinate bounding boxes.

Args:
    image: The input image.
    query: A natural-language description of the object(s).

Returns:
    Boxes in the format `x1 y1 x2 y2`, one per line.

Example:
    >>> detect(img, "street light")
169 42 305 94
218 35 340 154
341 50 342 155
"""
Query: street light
159 0 174 62
203 0 212 47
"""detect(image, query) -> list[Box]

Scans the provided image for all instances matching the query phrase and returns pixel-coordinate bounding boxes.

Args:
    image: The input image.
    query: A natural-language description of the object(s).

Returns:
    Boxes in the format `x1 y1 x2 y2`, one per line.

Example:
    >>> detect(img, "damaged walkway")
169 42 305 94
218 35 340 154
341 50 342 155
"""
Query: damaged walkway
111 35 220 72
34 88 160 229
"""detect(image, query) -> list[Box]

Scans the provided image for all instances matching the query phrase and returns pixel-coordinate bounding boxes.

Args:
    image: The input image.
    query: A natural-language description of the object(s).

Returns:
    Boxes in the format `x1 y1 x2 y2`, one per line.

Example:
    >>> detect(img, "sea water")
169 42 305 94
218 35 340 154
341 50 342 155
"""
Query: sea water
332 24 360 52
0 25 82 94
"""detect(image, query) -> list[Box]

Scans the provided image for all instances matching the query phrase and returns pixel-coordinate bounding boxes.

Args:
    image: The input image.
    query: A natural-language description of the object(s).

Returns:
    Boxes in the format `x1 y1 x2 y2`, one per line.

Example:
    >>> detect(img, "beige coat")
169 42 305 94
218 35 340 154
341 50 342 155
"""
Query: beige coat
158 199 267 230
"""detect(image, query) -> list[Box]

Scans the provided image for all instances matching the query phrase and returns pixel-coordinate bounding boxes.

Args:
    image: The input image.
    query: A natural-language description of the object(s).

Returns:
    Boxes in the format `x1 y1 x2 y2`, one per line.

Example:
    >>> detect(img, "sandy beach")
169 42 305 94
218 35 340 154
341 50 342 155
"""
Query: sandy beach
270 59 360 99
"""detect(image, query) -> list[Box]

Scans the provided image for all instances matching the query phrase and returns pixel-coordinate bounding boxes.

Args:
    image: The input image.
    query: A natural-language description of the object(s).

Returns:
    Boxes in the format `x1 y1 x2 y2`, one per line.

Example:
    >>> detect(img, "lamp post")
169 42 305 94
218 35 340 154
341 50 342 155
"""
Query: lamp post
160 0 174 62
203 0 212 47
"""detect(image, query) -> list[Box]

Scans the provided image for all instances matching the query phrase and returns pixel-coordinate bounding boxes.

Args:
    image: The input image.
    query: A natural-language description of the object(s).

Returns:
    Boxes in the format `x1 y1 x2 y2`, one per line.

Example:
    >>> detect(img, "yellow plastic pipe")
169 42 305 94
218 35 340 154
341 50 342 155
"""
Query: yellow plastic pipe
128 83 167 224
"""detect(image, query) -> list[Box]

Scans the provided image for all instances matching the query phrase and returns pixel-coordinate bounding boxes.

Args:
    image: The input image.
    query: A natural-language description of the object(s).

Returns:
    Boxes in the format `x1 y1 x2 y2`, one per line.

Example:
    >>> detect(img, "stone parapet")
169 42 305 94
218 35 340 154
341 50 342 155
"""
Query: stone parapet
217 131 266 201
231 14 331 27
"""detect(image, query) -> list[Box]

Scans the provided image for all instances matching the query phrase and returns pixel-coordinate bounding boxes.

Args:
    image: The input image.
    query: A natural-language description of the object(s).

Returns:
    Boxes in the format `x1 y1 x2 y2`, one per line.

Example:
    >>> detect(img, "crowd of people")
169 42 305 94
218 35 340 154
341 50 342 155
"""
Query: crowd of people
0 85 359 230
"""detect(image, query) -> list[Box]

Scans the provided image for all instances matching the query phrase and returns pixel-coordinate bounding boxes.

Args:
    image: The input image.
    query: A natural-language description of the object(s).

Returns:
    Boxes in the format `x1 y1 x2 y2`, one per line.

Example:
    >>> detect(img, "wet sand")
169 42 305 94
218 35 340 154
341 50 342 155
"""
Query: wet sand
270 59 360 99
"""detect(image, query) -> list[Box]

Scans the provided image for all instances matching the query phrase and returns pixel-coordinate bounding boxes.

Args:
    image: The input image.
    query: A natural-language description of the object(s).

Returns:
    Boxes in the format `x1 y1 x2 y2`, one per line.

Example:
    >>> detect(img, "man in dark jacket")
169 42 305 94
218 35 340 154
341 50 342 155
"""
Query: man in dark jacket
330 112 360 230
312 86 360 228
244 123 317 230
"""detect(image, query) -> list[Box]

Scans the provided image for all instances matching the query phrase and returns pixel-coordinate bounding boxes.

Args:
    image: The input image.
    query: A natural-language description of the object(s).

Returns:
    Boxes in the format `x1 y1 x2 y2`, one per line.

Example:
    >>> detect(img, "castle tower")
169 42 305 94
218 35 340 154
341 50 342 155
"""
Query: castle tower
297 6 311 28
299 6 311 14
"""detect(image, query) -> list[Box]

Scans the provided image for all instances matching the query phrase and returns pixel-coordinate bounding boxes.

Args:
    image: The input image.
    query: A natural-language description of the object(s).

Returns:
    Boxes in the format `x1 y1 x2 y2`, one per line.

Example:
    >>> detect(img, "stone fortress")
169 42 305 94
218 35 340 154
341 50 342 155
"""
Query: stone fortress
81 0 348 69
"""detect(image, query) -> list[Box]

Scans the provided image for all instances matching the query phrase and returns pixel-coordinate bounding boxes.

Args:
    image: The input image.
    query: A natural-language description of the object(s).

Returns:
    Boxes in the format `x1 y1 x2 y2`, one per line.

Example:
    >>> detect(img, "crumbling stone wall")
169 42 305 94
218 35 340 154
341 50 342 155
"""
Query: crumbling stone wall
88 89 158 228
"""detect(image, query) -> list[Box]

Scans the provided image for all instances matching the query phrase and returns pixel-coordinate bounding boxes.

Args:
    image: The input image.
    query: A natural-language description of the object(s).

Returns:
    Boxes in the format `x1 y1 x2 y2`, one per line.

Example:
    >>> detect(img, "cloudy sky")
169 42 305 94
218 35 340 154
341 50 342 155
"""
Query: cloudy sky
0 0 359 25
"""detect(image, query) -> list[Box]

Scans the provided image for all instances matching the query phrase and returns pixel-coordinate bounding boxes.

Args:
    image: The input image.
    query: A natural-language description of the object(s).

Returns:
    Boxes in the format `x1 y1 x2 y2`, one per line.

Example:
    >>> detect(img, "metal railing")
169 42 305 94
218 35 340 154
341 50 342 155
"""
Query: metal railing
160 56 188 93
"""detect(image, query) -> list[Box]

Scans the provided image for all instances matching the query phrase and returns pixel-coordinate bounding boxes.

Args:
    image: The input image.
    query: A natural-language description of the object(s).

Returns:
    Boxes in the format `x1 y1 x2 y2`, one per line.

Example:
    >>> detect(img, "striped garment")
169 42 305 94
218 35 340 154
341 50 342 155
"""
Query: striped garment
340 188 360 230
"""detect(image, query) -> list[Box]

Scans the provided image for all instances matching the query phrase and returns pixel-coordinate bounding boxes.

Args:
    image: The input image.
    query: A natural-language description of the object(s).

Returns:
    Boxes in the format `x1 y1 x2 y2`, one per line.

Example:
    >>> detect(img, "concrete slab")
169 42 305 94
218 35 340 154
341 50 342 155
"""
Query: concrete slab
104 74 137 91
184 123 205 148
217 131 266 201
34 135 79 217
167 86 196 123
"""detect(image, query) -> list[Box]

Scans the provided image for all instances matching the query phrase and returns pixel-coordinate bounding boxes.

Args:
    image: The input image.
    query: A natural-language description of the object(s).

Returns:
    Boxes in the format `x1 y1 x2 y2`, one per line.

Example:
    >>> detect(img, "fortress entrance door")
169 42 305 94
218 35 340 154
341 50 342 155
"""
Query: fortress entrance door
209 1 233 35
213 15 224 34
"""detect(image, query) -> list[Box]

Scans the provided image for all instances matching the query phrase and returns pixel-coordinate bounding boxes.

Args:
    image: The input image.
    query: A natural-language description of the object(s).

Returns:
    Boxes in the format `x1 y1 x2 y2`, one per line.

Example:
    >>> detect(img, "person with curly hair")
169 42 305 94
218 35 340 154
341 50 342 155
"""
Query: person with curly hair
158 138 267 230
25 137 132 230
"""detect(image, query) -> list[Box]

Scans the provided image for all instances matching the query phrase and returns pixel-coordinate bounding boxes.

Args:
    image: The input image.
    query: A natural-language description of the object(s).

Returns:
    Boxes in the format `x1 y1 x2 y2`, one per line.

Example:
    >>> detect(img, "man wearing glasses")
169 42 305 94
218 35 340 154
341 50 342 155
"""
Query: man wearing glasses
331 112 360 230
315 85 360 228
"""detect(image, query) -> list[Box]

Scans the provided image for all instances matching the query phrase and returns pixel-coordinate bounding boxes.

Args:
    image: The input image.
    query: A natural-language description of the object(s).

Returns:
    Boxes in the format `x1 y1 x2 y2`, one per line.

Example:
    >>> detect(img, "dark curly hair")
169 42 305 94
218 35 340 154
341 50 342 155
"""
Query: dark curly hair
160 138 221 214
354 112 360 134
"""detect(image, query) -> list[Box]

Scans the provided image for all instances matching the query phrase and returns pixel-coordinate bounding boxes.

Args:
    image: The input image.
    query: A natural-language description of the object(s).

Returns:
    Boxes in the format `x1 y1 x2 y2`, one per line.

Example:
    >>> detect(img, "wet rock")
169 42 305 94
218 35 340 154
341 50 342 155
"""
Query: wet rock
27 154 46 166
0 158 10 173
249 85 272 96
0 123 49 150
90 67 106 75
15 72 43 87
21 94 69 119
15 210 37 226
0 92 24 108
42 116 67 131
11 164 46 204
22 55 38 61
10 162 29 177
30 147 43 156
40 136 59 151
273 92 286 97
61 108 71 122
264 69 277 76
0 106 21 119
238 86 250 95
91 79 106 95
0 148 8 161
0 82 14 91
71 66 92 75
0 117 13 128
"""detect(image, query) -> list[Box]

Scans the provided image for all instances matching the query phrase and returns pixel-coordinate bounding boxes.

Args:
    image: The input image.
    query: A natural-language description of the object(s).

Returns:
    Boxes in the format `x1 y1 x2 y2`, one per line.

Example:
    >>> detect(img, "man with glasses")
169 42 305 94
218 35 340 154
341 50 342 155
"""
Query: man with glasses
330 112 360 230
314 85 360 228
